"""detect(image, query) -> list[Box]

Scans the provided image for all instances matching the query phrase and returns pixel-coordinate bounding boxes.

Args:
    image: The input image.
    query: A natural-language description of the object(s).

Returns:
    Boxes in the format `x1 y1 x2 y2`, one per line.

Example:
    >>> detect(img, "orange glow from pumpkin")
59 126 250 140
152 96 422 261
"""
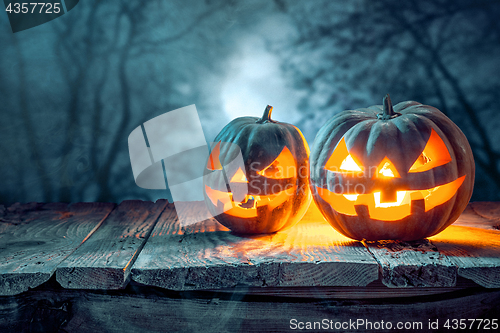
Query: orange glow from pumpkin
373 190 407 207
231 167 248 183
325 137 363 173
317 175 465 221
205 145 300 219
205 184 296 218
257 146 296 179
409 128 452 172
343 194 359 201
340 155 362 172
207 142 223 171
376 157 400 178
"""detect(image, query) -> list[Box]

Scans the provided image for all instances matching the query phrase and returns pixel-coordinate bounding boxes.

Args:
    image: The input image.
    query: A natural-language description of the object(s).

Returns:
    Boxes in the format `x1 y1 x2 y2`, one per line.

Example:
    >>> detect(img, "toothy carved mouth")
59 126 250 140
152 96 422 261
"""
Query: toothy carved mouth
316 176 465 221
205 185 296 218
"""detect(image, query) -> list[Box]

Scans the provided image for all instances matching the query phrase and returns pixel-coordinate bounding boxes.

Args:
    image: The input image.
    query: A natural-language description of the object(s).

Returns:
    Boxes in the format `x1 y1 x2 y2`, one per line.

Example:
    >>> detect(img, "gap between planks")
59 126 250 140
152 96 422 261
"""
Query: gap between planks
2 200 499 295
55 200 169 290
131 201 380 290
361 203 500 288
0 202 115 295
132 201 500 290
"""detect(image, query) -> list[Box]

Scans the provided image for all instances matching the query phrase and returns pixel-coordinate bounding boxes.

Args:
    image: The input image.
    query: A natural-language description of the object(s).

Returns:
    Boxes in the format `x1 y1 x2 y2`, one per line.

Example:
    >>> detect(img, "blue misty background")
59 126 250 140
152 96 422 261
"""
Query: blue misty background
0 0 499 205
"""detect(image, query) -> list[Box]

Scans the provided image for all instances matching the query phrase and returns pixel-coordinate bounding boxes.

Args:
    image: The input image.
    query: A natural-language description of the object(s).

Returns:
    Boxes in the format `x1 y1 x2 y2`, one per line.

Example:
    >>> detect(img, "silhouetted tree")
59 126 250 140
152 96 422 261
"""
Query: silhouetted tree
0 0 237 204
274 0 500 200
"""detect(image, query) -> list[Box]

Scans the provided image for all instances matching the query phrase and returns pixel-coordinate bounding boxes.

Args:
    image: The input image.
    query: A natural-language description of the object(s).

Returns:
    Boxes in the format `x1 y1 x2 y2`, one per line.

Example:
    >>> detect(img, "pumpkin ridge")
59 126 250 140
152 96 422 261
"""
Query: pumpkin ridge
204 107 311 234
405 108 474 225
392 116 429 173
310 97 474 241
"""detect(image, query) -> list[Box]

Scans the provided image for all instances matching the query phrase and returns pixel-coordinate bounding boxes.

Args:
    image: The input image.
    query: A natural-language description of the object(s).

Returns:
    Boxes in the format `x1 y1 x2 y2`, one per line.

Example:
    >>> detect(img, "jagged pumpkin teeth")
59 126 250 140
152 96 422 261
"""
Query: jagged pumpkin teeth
203 105 311 234
310 94 475 241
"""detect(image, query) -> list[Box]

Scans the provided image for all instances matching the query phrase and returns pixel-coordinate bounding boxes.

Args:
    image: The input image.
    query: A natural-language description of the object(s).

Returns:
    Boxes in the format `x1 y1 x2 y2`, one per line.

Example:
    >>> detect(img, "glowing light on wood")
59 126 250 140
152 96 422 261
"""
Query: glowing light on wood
316 175 465 221
207 142 223 171
257 146 296 179
409 128 452 173
376 157 400 178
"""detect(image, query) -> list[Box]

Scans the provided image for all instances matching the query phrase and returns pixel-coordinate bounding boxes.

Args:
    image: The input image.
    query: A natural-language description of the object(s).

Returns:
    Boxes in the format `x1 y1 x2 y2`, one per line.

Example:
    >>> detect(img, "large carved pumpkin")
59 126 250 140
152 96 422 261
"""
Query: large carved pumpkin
204 106 311 234
310 95 475 241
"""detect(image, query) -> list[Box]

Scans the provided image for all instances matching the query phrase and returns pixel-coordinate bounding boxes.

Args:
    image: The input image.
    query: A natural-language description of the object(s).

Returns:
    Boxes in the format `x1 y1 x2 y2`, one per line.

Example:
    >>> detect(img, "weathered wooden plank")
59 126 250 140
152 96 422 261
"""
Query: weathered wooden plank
205 277 481 299
361 203 500 288
0 202 114 296
364 239 457 288
452 203 500 230
132 202 379 290
469 201 500 229
429 224 500 288
1 281 499 333
56 200 167 290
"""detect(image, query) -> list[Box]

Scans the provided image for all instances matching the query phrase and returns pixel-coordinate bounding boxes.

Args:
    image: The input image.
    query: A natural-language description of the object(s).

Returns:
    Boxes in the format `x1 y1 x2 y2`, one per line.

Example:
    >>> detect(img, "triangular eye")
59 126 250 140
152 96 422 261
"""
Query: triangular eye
230 167 248 183
257 146 295 179
340 155 363 172
376 157 400 178
409 128 452 173
325 137 363 172
206 142 222 170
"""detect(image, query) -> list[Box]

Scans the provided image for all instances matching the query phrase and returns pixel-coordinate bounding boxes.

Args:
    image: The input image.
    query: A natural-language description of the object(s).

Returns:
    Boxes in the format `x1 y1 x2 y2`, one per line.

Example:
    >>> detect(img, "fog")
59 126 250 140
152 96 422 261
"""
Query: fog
1 0 499 205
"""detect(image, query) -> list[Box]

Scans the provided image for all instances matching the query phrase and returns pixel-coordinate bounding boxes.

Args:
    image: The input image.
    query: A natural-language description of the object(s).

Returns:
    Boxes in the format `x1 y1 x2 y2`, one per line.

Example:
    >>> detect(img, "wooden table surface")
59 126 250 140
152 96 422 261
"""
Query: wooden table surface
1 200 499 296
1 201 500 332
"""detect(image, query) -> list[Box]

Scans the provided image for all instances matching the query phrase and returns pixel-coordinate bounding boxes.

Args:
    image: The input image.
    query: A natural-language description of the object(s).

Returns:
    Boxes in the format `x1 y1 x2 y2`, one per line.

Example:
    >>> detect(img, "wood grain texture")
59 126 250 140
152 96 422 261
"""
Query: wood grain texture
2 200 500 294
56 200 167 290
349 203 500 288
364 239 457 288
430 224 500 288
1 281 499 333
131 202 379 290
452 203 500 230
0 202 114 296
469 201 500 229
204 277 482 299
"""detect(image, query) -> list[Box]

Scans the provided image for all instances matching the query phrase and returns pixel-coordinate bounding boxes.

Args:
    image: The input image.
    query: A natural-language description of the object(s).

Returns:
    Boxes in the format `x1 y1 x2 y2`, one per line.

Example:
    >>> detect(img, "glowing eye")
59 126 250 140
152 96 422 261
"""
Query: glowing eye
325 137 363 173
340 155 362 172
379 163 394 177
376 157 400 178
257 146 295 179
207 142 222 171
230 167 248 183
409 128 452 173
410 152 431 171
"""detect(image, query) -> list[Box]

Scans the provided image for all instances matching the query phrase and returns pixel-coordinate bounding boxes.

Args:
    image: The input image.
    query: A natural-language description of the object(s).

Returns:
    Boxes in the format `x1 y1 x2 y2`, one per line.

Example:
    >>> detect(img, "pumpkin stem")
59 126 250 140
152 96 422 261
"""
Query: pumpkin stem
378 94 401 120
256 105 277 123
383 94 394 116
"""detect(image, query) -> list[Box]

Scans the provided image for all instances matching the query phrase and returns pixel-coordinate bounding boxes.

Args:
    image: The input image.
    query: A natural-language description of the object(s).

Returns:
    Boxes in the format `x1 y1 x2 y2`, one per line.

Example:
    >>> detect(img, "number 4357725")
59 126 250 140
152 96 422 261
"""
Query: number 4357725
5 3 61 14
444 318 498 330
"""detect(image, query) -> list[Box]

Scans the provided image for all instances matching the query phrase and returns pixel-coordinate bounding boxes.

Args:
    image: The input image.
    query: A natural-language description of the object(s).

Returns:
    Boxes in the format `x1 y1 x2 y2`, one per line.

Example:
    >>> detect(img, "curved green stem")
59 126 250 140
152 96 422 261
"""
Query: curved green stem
378 94 401 120
256 105 276 123
383 94 394 117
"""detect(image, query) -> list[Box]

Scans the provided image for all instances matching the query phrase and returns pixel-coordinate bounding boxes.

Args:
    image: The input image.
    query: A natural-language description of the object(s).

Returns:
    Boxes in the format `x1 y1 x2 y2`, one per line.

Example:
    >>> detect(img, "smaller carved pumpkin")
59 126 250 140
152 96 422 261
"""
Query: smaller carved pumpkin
204 106 311 234
310 95 475 241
